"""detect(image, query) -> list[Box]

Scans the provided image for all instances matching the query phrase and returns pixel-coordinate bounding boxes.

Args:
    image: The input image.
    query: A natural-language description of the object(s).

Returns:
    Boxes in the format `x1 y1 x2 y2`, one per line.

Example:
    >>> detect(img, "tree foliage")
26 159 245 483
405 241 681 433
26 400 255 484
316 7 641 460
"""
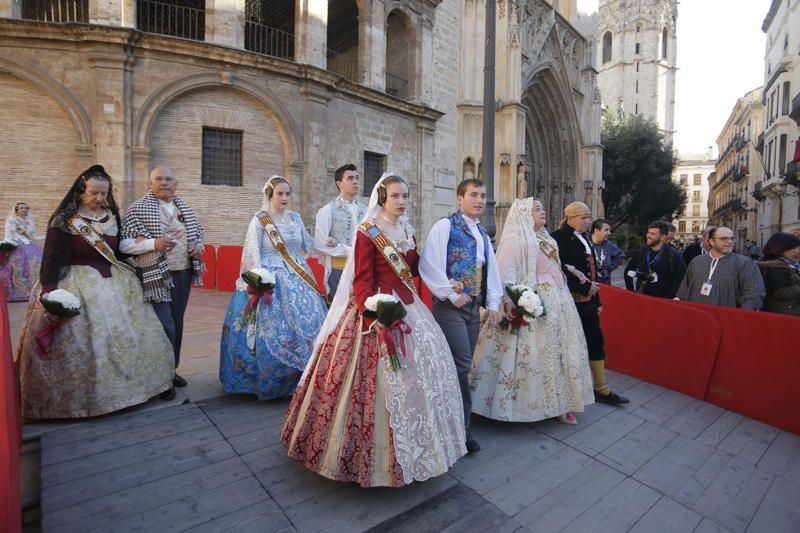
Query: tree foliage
601 114 684 232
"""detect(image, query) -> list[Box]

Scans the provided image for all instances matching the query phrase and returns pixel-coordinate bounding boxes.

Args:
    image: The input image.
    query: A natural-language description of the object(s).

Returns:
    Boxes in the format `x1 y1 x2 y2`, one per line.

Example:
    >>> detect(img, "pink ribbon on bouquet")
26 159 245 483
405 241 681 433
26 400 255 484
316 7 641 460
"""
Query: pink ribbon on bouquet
380 319 412 359
34 315 61 357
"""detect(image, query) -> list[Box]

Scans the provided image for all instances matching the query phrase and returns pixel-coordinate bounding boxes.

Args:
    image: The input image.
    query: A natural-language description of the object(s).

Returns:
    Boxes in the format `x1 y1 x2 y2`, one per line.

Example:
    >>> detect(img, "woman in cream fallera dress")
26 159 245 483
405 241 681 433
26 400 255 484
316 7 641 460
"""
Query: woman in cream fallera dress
470 197 594 423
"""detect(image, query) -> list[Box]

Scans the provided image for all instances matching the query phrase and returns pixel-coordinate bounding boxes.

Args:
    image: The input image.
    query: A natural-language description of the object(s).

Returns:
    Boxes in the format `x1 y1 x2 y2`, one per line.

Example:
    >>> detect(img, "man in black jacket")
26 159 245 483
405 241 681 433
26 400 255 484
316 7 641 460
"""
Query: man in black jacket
551 202 629 406
624 221 687 298
682 226 715 265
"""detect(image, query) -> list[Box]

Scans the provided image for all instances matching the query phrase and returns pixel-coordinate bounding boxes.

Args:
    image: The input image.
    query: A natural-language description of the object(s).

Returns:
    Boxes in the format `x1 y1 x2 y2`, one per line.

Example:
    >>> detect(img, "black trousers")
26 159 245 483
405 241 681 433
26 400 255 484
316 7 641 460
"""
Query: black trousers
151 270 192 369
576 300 605 361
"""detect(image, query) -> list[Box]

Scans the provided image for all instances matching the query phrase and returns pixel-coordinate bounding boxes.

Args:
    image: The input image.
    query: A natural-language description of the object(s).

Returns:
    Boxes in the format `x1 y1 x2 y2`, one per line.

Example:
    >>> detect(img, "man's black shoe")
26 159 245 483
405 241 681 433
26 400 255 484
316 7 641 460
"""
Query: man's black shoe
594 390 629 405
172 374 188 387
466 438 481 454
159 387 176 401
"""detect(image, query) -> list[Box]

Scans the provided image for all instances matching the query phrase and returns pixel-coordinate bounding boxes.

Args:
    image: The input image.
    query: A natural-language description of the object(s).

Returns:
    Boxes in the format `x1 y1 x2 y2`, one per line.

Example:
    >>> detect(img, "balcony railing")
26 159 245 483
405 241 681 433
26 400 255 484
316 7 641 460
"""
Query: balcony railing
385 72 409 100
752 181 766 201
21 0 88 22
791 92 800 124
244 22 293 60
785 161 799 188
137 0 205 41
326 48 358 82
713 197 744 217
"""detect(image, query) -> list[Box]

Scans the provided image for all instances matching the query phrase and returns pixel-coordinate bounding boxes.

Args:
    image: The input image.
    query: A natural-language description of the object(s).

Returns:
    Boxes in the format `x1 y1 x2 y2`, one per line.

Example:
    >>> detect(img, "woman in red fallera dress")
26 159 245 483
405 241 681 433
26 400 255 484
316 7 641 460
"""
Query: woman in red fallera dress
281 173 466 487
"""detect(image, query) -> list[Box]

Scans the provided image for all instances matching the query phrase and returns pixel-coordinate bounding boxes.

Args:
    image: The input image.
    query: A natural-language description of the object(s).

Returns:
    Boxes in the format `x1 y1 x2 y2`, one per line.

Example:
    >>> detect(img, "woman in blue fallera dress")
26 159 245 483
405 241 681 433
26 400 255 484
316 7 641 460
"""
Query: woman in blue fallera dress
219 176 328 399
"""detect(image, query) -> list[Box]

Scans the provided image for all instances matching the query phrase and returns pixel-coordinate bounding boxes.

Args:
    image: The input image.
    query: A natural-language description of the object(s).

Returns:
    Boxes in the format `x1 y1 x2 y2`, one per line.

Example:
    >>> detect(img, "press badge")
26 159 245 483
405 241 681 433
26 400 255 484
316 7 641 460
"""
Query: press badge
700 282 712 296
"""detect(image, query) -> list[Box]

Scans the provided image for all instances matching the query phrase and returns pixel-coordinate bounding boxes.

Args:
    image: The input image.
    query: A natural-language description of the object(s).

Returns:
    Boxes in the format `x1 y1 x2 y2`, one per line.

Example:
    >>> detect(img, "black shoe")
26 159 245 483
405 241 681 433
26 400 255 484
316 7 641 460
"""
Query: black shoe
594 390 630 405
159 387 176 401
466 438 481 454
172 374 188 387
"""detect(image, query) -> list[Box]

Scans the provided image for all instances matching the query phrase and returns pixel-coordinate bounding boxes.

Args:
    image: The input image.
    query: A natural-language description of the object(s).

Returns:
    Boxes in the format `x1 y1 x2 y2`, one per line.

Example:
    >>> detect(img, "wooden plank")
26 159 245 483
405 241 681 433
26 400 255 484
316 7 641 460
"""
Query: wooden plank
716 418 779 464
187 498 292 533
291 475 458 533
747 475 800 533
757 430 800 484
631 389 695 425
513 461 627 531
632 435 716 497
41 425 223 488
696 411 744 447
89 476 269 533
42 409 211 466
44 457 253 531
483 447 594 517
663 399 725 439
562 409 645 456
628 497 703 532
604 369 643 393
597 421 678 476
41 403 200 448
449 431 563 495
42 438 236 513
200 397 291 438
227 418 287 455
617 380 668 409
674 454 774 533
560 477 661 533
366 484 483 532
530 402 616 441
693 518 734 533
240 442 294 477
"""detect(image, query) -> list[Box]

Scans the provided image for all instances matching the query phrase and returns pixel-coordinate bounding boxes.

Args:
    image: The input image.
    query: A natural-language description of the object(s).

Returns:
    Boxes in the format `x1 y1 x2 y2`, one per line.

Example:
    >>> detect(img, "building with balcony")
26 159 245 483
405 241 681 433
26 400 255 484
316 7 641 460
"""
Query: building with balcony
0 0 606 244
759 0 799 239
671 152 714 246
0 0 469 244
708 88 763 245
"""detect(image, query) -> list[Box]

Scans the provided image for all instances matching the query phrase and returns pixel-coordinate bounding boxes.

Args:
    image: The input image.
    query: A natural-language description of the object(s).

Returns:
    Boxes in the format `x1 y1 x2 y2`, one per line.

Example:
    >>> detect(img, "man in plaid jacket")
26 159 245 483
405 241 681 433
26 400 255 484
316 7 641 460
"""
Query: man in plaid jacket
121 166 206 389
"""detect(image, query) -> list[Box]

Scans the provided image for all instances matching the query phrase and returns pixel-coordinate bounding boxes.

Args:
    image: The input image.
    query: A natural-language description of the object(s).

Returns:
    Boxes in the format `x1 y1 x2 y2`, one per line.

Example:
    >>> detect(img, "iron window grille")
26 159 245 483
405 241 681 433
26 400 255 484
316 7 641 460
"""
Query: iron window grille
363 151 386 193
202 127 243 186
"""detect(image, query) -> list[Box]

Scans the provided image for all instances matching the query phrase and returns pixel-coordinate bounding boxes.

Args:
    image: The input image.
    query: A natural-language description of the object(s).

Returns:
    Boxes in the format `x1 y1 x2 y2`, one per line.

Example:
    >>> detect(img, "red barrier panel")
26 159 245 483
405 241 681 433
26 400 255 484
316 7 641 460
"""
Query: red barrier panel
0 297 21 532
192 245 216 289
683 301 800 435
599 285 721 399
216 245 243 292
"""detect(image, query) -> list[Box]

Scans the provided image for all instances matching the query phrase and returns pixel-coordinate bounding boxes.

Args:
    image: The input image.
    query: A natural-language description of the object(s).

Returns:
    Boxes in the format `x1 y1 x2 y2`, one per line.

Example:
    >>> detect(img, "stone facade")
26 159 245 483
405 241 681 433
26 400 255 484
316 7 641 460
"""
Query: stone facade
0 0 459 245
708 88 763 245
758 0 800 240
671 155 714 246
458 0 604 230
593 0 677 140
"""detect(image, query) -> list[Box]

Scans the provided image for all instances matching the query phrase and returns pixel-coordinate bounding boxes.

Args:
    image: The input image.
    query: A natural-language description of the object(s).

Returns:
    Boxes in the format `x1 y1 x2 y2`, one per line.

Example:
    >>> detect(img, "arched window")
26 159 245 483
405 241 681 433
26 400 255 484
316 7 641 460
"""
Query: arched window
661 28 668 59
327 0 360 82
602 31 612 63
385 10 414 100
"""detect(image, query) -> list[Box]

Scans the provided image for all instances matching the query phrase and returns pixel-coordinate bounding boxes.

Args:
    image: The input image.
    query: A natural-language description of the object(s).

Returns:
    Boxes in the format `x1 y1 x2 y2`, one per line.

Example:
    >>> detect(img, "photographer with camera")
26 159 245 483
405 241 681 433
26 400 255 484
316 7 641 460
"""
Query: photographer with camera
624 221 686 299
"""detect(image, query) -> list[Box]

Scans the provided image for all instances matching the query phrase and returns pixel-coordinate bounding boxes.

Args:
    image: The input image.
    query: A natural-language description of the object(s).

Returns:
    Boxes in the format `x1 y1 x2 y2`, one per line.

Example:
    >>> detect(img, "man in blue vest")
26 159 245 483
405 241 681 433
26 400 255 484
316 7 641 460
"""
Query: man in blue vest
420 178 502 454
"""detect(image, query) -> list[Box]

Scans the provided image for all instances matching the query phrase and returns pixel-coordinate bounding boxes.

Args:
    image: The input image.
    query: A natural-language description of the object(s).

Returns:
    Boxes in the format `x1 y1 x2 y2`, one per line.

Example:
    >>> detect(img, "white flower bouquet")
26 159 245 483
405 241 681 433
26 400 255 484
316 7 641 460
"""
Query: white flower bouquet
36 289 81 355
364 293 411 372
241 268 277 324
500 284 545 335
40 289 81 318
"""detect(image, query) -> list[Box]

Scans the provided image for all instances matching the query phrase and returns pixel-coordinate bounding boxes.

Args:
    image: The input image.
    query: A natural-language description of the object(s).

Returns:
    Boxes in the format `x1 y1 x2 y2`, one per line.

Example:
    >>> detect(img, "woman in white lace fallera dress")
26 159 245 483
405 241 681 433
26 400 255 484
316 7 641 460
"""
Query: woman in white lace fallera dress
470 197 594 424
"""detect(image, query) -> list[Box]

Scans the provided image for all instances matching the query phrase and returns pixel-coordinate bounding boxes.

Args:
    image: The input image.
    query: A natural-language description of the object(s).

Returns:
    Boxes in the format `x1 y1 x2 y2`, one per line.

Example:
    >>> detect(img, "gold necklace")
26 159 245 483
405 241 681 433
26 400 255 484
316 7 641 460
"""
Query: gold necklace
380 213 400 226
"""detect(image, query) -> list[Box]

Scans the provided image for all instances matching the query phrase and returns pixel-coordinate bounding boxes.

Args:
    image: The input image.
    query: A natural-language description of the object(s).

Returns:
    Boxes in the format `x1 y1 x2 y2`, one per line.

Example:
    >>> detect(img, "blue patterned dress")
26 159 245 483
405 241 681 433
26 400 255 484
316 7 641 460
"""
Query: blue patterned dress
219 211 328 400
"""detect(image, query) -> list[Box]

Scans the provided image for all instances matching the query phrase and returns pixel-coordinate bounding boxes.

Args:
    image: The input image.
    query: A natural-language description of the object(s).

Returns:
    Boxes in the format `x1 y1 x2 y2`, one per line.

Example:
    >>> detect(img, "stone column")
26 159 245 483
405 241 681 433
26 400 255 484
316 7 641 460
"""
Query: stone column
361 0 384 90
295 0 327 69
0 0 20 19
89 0 136 27
300 83 331 210
88 50 135 206
415 14 434 103
416 119 436 237
130 146 152 207
205 0 244 49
